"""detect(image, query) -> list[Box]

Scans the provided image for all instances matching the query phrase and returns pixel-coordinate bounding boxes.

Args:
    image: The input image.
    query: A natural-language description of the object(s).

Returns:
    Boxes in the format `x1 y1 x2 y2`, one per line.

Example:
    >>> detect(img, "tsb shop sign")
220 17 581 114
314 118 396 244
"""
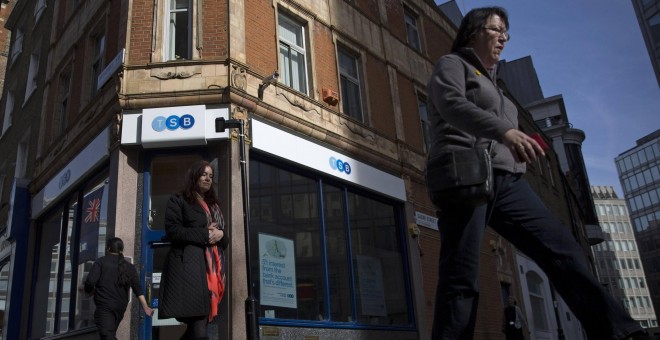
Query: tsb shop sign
152 114 195 131
141 105 207 147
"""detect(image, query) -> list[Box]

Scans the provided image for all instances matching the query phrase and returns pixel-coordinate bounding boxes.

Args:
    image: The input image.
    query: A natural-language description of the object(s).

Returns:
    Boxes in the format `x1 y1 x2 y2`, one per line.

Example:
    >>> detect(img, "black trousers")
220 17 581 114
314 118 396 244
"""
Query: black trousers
431 171 641 340
94 306 125 340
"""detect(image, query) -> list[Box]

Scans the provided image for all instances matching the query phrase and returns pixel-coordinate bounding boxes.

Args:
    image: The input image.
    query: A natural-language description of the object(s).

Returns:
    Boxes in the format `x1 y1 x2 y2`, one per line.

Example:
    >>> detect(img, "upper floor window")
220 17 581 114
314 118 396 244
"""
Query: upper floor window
278 12 309 94
404 6 421 52
91 32 106 97
10 29 23 65
34 0 47 24
2 92 14 136
417 93 430 153
25 53 40 102
166 0 192 60
338 47 363 121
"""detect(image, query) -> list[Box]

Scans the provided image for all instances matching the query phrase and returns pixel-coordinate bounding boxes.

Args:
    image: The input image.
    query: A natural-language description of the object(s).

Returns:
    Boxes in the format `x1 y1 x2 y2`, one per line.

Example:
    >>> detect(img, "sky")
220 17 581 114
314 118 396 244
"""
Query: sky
437 0 660 197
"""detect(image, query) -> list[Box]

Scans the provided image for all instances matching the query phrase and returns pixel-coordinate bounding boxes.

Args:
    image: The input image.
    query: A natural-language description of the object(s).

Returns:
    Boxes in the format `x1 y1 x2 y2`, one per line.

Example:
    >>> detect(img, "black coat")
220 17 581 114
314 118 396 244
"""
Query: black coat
158 195 229 319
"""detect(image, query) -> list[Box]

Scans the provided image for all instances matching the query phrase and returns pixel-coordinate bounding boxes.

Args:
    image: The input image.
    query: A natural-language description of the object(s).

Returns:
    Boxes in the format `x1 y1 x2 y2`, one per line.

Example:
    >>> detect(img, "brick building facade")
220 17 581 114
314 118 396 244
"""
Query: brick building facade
0 1 595 339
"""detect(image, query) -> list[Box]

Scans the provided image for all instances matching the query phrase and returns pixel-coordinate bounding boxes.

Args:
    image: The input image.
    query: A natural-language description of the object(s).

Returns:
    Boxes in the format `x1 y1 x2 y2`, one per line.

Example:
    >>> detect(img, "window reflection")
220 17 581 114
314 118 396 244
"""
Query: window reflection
32 176 110 337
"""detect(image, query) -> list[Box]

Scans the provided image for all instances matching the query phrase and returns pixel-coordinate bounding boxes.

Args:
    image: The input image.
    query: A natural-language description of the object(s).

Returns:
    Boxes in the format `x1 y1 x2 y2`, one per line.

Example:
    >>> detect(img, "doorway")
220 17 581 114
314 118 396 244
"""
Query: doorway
140 152 204 339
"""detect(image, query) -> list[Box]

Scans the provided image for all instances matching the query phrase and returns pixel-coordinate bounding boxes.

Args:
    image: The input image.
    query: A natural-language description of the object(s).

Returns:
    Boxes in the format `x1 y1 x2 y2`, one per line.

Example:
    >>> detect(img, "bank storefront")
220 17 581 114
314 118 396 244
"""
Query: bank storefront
26 104 419 339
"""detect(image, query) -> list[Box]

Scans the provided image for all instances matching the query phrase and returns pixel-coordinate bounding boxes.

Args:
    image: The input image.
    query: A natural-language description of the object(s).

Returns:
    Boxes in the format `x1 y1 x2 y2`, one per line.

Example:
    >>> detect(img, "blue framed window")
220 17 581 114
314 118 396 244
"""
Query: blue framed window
249 155 414 330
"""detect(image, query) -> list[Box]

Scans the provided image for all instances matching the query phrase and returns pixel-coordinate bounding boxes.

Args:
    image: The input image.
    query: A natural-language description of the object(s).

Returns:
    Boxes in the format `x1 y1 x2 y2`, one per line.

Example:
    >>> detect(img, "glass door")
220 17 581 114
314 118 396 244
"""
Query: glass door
141 152 204 340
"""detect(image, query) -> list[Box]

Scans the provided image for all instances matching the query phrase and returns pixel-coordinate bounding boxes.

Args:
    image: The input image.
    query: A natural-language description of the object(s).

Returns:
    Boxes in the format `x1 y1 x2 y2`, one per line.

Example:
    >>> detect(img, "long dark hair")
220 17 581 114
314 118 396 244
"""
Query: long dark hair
451 6 509 53
106 237 131 286
179 160 220 206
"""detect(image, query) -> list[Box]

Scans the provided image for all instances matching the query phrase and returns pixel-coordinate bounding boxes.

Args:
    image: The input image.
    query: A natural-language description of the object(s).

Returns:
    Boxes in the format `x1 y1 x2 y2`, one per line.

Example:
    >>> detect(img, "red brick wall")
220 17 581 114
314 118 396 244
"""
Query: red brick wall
384 0 405 43
202 0 228 59
129 0 153 64
245 0 277 76
312 21 338 103
352 0 380 23
365 53 395 138
424 20 453 62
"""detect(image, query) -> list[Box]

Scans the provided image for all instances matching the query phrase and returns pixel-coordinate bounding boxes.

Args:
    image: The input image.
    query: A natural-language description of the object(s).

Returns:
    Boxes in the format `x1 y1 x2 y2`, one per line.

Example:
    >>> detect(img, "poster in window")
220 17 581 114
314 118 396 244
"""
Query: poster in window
259 233 297 308
356 255 387 316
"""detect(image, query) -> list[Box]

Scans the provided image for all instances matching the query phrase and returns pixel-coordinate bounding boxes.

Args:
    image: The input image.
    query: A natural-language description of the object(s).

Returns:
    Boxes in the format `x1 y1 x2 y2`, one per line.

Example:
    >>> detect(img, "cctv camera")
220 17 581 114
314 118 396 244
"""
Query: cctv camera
262 71 279 85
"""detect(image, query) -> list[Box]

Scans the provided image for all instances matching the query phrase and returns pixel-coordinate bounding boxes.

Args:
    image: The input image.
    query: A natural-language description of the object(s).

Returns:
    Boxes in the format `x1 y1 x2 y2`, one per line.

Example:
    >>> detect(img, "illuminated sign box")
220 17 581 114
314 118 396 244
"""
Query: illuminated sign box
122 105 230 148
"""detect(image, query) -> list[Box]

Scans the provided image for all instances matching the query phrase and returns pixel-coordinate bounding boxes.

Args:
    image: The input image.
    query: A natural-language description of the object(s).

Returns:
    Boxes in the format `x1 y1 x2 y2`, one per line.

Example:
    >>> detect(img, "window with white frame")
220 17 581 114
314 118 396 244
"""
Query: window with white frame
404 6 421 52
2 92 14 135
417 93 431 152
10 29 23 65
166 0 192 61
34 0 47 24
57 72 72 135
25 53 40 101
526 271 550 331
91 32 105 97
338 46 363 121
278 12 309 94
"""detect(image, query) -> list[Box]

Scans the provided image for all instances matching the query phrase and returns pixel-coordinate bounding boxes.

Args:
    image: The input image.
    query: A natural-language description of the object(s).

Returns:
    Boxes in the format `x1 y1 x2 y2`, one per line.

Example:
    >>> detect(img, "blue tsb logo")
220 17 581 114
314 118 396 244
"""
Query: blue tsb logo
329 156 351 175
152 114 195 132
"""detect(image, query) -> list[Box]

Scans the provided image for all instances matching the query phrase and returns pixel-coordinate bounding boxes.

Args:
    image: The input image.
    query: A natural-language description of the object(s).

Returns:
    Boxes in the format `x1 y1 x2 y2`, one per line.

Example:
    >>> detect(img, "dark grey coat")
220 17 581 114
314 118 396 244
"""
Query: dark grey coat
426 48 525 174
158 195 228 319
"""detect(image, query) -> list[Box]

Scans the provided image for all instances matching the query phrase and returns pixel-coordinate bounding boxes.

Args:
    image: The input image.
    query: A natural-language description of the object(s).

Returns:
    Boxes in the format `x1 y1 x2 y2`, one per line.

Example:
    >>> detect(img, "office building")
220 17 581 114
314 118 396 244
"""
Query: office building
616 129 660 322
592 185 657 329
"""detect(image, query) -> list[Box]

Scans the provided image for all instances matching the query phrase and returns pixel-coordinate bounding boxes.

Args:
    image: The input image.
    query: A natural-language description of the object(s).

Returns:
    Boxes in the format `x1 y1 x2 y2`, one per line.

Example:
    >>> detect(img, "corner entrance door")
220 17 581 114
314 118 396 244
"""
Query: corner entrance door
140 152 204 339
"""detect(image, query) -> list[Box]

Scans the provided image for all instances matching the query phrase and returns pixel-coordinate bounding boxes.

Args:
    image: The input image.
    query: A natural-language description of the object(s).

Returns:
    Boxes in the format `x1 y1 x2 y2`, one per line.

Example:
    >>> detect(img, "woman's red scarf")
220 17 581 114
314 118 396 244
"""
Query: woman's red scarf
196 196 226 322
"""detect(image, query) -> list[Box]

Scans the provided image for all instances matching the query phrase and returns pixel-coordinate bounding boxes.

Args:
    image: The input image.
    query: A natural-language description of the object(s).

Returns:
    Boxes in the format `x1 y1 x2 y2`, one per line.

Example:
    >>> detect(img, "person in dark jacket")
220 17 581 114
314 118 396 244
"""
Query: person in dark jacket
425 6 647 340
84 237 154 340
159 160 228 340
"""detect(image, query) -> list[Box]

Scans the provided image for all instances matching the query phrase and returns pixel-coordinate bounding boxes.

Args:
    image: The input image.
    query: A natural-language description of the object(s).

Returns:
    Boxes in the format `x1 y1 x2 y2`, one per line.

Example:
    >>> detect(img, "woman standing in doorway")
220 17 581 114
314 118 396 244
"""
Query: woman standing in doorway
159 160 228 340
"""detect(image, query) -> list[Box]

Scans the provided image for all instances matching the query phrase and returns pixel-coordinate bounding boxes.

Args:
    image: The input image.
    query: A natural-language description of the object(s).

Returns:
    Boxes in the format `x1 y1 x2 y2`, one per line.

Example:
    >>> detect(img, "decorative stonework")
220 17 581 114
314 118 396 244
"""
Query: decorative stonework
152 71 199 80
231 66 247 91
277 91 321 116
231 106 251 144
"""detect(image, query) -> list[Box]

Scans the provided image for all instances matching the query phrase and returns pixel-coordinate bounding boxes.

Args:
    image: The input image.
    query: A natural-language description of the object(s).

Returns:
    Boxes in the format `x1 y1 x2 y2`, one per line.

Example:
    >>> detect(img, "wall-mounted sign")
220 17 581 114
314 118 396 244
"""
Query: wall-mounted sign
252 119 406 201
33 127 110 218
97 48 125 90
415 211 438 230
121 105 230 148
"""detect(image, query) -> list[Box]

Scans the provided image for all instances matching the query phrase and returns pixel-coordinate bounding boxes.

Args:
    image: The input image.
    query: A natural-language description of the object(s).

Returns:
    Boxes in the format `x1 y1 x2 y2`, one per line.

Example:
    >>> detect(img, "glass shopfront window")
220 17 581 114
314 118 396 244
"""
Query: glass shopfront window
30 176 109 337
249 157 413 329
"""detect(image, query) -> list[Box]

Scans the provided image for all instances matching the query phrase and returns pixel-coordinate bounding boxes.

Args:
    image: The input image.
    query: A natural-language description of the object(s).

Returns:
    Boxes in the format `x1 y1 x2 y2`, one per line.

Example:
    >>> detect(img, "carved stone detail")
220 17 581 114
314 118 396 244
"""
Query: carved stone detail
152 71 199 80
231 66 247 91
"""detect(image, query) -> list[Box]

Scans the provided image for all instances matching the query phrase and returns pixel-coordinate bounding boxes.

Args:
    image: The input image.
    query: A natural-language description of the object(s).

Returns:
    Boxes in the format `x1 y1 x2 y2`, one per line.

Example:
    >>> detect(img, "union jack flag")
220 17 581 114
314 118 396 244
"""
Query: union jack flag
85 198 101 223
80 186 104 263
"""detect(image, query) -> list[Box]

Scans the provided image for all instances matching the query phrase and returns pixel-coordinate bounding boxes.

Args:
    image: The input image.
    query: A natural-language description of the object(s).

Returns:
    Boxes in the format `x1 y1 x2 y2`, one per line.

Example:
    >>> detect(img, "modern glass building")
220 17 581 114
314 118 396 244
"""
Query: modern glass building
615 129 660 324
